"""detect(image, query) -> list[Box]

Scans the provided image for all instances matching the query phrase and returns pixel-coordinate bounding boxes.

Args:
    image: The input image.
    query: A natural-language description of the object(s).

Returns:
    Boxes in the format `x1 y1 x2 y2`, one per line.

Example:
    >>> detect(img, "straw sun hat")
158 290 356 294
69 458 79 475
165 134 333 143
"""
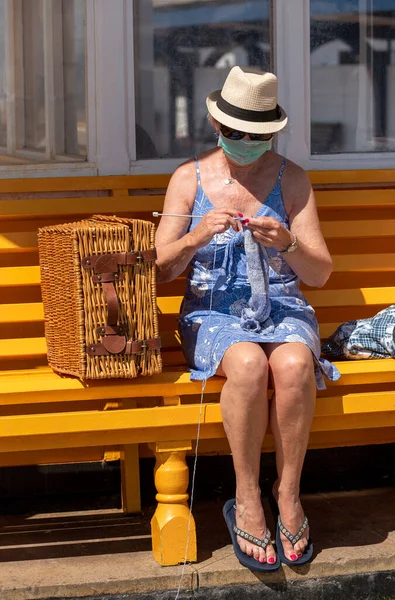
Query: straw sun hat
206 66 287 134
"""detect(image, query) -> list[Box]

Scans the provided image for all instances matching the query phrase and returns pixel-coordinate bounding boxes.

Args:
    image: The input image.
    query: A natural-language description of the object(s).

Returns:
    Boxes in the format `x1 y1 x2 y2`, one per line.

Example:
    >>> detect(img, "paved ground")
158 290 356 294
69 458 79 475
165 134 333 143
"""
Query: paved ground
0 487 394 600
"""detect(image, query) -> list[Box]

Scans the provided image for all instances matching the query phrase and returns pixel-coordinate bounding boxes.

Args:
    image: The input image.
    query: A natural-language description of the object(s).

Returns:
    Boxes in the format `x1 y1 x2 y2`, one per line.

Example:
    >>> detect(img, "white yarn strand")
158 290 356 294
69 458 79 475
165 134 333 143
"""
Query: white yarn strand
174 239 219 600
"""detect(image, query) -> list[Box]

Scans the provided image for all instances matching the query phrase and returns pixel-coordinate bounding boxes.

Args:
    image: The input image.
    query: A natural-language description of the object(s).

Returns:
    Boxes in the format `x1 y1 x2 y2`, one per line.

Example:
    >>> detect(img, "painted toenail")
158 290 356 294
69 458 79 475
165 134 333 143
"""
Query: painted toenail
290 554 298 561
268 557 275 563
297 553 303 558
259 558 266 563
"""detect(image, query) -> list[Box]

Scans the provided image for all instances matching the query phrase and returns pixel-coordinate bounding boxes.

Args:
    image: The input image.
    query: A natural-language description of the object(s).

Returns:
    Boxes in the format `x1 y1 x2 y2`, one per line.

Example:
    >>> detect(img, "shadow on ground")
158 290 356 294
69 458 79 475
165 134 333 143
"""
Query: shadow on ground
0 488 393 568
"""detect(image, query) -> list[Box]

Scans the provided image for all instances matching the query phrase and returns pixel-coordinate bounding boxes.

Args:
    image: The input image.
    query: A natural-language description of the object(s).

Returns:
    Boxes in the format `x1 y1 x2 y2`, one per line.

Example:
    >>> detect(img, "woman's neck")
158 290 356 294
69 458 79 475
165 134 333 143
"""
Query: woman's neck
221 150 272 180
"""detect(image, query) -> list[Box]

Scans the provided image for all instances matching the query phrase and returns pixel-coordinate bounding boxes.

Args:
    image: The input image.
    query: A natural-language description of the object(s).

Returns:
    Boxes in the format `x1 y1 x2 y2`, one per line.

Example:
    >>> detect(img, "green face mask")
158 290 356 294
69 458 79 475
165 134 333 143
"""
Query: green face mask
217 132 272 165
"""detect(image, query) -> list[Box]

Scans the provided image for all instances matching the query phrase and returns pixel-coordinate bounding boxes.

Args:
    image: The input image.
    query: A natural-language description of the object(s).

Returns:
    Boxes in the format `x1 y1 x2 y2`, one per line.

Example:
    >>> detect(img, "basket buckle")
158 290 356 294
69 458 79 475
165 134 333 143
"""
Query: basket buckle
137 340 148 355
135 251 143 266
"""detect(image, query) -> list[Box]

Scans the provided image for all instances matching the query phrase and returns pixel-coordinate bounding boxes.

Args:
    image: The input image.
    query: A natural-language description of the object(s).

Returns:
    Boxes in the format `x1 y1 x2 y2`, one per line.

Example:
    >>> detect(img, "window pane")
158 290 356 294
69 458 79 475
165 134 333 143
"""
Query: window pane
0 0 86 165
135 0 272 160
23 0 45 153
62 0 87 157
311 0 395 154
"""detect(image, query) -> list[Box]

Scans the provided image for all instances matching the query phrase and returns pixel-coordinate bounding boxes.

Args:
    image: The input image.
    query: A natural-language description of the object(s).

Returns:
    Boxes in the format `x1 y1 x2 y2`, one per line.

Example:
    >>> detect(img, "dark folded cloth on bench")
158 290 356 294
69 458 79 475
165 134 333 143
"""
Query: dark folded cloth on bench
322 305 395 360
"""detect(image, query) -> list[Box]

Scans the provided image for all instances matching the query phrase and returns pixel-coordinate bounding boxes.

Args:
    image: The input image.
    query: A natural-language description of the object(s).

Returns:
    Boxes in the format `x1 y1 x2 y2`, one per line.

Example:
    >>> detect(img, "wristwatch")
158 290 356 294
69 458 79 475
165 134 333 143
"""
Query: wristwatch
280 232 298 254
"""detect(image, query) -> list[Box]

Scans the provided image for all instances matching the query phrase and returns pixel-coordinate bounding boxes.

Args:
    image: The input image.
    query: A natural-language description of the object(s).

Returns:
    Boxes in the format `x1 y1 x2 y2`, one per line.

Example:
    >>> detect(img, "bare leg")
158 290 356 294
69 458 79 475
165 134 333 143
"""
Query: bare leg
217 342 276 564
263 342 316 560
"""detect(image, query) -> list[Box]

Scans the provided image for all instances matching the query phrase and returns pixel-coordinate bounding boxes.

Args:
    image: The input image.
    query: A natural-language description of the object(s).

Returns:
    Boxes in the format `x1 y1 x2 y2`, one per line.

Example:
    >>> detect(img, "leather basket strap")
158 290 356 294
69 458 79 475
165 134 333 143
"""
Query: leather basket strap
117 249 157 265
87 337 161 357
82 249 159 358
102 282 119 326
82 254 127 348
82 249 156 270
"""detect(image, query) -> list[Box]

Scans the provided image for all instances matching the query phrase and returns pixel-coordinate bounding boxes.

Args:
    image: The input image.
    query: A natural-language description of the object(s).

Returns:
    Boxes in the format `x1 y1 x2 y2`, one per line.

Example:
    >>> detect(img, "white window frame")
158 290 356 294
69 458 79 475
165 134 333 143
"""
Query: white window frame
131 0 395 174
128 0 276 175
1 0 393 178
0 0 136 179
274 0 395 170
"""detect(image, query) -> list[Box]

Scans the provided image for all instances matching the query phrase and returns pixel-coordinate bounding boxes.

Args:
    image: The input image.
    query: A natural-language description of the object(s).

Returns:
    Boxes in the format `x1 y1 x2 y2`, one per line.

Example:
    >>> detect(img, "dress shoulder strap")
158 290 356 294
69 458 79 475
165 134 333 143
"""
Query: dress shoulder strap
193 156 201 187
277 157 287 183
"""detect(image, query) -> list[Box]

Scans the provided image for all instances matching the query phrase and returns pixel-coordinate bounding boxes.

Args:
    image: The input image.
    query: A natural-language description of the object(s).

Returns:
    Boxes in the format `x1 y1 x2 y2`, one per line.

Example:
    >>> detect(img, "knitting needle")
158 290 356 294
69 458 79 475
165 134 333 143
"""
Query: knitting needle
153 212 244 221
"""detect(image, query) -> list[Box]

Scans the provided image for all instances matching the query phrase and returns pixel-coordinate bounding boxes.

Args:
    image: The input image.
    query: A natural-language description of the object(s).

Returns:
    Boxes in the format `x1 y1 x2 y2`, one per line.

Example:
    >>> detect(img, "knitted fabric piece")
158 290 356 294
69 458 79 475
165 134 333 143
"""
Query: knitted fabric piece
240 228 274 334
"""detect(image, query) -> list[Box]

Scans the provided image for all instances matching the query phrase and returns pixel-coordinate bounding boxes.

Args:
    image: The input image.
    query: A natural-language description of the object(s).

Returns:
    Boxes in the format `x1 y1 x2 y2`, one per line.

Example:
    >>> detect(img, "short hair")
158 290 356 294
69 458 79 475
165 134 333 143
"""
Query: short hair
207 113 219 128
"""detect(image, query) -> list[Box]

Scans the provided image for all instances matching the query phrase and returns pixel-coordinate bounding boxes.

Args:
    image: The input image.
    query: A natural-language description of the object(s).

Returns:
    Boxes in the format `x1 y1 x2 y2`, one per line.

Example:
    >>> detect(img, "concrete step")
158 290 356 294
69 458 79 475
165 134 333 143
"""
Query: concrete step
0 488 394 600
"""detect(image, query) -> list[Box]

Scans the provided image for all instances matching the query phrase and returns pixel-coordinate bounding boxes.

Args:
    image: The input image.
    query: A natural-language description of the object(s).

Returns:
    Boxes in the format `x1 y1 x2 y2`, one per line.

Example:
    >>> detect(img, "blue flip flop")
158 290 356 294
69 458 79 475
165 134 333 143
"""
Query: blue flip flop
275 513 313 566
223 498 281 572
268 493 313 566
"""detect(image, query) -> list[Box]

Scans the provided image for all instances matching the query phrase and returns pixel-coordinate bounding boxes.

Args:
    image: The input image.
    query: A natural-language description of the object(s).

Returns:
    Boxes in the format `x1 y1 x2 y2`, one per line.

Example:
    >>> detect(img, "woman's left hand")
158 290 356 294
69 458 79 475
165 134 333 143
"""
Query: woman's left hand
245 216 293 252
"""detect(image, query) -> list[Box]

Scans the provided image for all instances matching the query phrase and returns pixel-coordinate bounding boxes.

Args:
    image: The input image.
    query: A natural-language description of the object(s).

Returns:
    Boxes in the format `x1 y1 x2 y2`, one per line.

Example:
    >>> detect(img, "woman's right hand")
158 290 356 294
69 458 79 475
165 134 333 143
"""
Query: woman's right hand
188 208 245 248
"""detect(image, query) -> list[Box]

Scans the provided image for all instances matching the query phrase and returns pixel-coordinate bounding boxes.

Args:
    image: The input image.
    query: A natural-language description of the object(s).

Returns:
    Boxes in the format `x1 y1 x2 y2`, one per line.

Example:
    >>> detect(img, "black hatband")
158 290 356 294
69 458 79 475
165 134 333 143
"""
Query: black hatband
217 96 281 123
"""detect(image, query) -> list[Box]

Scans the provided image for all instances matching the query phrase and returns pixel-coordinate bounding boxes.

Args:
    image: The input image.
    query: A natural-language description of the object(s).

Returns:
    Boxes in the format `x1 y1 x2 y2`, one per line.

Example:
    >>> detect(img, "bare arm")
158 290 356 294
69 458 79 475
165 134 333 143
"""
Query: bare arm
155 161 199 284
283 162 332 287
155 160 241 283
246 161 332 287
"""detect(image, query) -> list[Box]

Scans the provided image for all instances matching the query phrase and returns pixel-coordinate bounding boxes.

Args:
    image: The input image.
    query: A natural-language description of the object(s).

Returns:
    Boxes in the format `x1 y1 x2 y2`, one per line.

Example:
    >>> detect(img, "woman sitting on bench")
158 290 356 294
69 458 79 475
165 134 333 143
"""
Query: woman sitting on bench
155 66 340 571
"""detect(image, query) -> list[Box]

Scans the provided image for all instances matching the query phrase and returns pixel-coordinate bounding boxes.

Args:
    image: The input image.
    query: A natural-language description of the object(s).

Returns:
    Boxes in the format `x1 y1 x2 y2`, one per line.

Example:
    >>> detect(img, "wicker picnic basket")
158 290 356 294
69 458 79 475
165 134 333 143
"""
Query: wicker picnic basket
38 215 162 379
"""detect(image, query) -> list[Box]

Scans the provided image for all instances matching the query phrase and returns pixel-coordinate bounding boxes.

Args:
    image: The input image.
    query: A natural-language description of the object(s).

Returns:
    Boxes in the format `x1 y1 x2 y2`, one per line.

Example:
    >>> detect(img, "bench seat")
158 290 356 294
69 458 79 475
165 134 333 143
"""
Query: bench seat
1 378 395 451
1 170 395 566
1 359 395 401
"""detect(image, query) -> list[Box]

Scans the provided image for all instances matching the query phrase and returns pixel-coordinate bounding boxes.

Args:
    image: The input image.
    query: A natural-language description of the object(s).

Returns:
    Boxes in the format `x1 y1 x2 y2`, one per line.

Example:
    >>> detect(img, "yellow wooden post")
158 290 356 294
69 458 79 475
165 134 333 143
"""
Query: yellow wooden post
103 401 122 463
120 444 141 514
151 440 197 566
105 399 141 515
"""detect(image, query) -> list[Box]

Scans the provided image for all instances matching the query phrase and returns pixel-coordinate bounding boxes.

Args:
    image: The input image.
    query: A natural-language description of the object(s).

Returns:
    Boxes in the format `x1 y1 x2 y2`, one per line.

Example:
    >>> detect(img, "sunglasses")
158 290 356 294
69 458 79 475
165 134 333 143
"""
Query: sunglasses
220 124 274 142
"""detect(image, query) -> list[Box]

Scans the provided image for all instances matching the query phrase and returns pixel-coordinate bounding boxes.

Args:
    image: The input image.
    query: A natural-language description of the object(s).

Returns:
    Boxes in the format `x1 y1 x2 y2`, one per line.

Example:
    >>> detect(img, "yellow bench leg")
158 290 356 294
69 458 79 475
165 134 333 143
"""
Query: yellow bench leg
120 444 141 514
151 440 197 566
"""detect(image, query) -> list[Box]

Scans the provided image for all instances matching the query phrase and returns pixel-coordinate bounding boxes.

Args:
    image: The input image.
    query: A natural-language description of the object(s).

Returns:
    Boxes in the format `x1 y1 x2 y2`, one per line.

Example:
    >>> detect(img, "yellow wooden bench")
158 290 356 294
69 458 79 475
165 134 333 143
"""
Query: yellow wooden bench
1 171 395 566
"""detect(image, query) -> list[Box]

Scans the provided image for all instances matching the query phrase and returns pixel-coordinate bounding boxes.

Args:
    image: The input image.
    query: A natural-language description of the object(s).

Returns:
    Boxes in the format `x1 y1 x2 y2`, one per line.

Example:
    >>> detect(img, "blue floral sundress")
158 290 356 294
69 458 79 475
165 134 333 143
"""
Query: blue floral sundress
178 157 341 390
